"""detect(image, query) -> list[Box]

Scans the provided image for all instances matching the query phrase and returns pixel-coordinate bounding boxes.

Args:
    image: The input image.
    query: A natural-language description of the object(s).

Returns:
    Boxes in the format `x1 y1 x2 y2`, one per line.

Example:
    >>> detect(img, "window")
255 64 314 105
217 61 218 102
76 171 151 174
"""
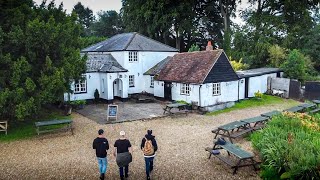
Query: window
129 51 138 62
129 75 134 87
150 76 154 88
74 76 87 93
181 83 190 95
213 83 221 96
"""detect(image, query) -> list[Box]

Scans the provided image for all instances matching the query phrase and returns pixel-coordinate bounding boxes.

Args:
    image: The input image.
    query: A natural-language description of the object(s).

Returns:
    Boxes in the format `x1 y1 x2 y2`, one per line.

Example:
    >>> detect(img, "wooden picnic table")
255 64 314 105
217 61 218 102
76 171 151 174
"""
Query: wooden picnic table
284 106 305 113
35 119 73 135
0 121 8 135
261 110 281 118
240 116 269 130
213 121 251 143
312 100 320 106
163 103 188 115
298 103 317 109
206 141 259 174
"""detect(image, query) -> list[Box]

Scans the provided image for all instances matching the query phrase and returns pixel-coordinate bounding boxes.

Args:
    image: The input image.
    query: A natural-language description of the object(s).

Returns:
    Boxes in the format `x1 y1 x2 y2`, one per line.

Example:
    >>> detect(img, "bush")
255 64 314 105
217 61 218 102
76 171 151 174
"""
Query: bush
251 112 320 179
94 89 99 102
175 100 191 105
254 90 263 99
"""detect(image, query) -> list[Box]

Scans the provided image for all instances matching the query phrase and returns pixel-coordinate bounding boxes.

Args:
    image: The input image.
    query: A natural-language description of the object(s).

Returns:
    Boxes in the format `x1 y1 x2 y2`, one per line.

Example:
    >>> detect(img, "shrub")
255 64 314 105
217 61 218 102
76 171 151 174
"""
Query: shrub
251 112 320 179
94 89 99 102
254 90 263 99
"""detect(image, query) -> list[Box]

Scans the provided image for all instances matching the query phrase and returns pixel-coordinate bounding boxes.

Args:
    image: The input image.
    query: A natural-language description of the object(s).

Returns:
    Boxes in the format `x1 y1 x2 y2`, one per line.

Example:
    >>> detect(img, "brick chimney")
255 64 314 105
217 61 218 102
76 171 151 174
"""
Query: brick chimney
206 41 213 51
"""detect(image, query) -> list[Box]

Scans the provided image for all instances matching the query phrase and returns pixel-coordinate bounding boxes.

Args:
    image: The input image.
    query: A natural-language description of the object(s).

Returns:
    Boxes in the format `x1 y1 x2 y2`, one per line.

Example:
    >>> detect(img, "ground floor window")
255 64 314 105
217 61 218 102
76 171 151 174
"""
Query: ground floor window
213 83 221 96
181 83 190 95
150 76 154 88
129 75 134 87
74 76 87 93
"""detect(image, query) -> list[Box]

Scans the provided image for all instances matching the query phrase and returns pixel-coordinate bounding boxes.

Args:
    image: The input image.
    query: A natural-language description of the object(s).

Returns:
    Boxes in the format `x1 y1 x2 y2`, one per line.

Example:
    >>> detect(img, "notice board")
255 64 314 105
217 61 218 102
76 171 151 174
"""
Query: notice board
107 105 118 121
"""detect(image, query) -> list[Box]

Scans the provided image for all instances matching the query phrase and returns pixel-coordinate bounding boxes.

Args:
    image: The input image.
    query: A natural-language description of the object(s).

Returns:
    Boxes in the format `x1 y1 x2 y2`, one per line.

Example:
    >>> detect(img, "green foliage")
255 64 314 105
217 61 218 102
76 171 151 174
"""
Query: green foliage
251 112 320 179
72 2 94 29
206 95 298 116
69 100 86 106
0 1 86 121
254 90 263 99
175 100 191 105
229 56 249 71
188 44 200 52
268 45 287 67
79 36 106 49
92 10 124 37
281 49 307 82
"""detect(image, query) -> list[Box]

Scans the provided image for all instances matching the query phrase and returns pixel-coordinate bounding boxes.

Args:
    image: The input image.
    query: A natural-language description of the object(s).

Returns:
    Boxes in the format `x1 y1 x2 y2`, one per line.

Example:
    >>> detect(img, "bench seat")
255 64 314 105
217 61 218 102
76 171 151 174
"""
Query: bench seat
229 128 253 139
35 119 73 135
309 108 320 114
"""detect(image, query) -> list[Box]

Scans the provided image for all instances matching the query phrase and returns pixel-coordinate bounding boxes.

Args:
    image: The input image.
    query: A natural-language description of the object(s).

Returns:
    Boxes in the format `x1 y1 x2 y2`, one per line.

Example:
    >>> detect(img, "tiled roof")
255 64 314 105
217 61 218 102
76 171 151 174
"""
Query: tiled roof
82 32 178 52
86 54 127 73
144 56 172 75
237 68 282 78
157 50 225 84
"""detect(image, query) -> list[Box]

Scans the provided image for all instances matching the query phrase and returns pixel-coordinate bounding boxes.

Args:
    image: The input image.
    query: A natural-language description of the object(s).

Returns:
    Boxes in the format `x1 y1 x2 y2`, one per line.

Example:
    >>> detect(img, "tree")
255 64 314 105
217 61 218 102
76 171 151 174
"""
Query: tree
281 49 307 82
72 2 94 29
92 10 124 37
188 44 200 52
0 1 86 121
229 56 249 71
268 45 287 67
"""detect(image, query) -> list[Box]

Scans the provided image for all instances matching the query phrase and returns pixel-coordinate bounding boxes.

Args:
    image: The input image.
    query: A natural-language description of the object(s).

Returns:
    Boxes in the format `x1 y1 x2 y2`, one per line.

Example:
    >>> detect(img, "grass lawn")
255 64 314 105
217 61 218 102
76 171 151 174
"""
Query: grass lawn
206 95 299 116
0 108 71 142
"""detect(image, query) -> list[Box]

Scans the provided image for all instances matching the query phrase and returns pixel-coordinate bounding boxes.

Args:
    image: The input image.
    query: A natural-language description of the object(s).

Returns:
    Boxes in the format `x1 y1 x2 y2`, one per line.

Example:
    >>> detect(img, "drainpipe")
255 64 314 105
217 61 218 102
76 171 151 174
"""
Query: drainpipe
237 79 240 102
199 85 202 107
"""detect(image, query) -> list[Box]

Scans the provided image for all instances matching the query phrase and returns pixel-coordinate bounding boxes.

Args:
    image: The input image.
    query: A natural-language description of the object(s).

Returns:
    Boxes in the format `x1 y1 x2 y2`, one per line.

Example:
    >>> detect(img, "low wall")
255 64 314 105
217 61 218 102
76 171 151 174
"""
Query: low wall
203 101 235 112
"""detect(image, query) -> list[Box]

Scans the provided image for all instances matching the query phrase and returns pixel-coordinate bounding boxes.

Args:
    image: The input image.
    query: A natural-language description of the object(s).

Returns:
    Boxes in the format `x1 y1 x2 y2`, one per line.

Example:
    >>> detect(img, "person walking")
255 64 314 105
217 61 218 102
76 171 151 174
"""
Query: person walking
93 129 109 180
114 131 132 180
141 130 158 180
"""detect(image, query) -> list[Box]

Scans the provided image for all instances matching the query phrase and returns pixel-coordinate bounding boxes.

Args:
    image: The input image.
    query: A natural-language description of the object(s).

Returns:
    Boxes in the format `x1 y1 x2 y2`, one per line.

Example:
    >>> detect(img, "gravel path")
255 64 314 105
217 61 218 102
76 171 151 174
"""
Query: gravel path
0 102 295 180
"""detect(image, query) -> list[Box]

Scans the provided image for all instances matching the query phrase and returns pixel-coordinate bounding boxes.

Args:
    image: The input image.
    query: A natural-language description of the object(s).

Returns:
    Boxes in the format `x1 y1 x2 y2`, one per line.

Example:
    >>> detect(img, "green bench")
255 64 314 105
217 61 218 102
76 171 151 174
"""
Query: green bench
35 119 73 135
206 141 259 174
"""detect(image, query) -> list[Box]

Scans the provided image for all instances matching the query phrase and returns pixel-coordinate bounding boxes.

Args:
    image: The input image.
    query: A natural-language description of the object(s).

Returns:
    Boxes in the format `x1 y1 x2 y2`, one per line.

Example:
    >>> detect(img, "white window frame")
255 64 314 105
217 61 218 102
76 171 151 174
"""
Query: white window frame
129 51 138 62
180 83 190 95
150 76 154 88
129 75 134 87
213 83 221 96
74 76 87 94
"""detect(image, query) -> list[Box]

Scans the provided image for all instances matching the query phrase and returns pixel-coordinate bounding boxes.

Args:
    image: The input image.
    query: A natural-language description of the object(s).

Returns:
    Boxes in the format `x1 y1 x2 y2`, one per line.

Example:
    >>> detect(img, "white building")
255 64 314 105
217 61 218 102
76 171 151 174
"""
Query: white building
65 32 178 102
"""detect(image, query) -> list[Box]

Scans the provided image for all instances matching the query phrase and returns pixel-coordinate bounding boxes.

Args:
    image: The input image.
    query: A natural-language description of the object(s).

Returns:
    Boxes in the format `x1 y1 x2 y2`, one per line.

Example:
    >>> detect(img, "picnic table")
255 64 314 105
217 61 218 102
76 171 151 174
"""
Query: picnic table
261 110 281 118
35 119 73 135
312 100 320 106
163 103 188 115
212 121 252 143
284 106 305 113
205 141 259 174
298 103 317 109
240 116 269 130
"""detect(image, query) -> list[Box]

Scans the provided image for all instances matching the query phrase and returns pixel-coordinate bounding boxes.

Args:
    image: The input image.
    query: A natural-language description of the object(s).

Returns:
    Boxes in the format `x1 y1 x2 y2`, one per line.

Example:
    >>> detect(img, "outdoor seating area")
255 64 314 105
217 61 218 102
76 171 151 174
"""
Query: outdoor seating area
35 119 73 135
163 103 189 116
207 99 320 174
0 121 8 135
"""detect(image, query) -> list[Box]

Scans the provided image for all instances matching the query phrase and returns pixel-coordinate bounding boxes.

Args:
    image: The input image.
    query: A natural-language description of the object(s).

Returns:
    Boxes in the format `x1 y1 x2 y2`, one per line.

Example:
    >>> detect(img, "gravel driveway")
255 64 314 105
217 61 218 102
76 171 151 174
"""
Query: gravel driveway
0 103 296 180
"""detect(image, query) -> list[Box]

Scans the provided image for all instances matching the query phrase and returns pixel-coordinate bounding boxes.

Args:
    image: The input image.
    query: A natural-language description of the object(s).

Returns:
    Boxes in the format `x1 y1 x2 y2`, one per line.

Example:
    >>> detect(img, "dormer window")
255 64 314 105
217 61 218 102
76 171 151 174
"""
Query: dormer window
129 51 138 62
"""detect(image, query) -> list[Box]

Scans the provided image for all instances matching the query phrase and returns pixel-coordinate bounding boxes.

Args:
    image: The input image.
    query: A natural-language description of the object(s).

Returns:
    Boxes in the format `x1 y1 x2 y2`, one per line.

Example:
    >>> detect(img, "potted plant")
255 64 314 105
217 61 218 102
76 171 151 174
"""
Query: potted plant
254 90 263 100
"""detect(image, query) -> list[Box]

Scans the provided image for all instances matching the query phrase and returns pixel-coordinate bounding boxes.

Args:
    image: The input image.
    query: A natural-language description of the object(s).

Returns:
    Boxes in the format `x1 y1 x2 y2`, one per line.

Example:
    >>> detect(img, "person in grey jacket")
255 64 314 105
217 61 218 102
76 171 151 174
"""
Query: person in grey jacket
114 131 132 180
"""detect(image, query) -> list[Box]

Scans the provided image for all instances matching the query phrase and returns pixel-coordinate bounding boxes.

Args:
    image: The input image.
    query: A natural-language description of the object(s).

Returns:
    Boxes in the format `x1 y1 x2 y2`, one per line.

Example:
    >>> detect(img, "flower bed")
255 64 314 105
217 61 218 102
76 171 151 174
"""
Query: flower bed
251 112 320 179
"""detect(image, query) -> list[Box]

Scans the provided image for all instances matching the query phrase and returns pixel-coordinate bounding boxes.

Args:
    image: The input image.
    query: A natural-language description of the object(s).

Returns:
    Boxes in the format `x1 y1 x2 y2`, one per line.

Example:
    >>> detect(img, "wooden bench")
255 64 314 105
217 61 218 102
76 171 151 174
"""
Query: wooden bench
0 121 8 135
309 108 320 115
35 119 73 135
206 142 259 174
229 128 253 139
170 110 189 118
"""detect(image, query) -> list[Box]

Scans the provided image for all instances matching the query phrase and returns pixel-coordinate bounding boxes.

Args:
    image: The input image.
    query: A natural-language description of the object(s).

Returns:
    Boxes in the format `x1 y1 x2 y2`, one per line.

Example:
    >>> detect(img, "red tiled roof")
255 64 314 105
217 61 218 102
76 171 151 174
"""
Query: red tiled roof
157 49 224 84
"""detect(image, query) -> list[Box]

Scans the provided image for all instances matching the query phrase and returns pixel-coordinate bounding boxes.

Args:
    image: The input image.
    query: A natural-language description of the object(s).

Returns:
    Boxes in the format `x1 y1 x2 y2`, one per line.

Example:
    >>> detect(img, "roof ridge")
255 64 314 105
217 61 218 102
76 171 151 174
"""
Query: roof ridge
134 32 178 51
123 32 137 50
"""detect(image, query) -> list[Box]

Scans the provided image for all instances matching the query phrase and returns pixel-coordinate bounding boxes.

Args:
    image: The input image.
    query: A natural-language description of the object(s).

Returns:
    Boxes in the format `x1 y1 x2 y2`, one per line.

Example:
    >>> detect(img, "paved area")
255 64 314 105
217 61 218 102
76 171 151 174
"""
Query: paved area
76 100 166 124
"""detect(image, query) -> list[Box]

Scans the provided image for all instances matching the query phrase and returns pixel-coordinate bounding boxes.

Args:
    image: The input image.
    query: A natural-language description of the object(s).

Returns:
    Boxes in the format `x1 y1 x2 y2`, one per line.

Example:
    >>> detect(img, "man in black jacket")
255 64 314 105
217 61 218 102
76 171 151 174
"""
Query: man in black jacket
93 129 109 180
141 130 158 180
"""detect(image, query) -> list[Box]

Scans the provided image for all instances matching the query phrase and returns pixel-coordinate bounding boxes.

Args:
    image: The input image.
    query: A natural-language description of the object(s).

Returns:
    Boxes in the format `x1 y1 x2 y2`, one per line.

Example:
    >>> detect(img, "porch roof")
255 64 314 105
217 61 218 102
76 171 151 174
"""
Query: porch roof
86 54 128 73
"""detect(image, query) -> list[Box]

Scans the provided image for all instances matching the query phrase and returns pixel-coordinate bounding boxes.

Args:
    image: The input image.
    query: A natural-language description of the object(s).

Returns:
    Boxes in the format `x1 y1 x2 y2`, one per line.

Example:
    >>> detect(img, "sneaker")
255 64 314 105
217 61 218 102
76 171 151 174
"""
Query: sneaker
147 176 151 180
125 173 129 178
100 173 105 180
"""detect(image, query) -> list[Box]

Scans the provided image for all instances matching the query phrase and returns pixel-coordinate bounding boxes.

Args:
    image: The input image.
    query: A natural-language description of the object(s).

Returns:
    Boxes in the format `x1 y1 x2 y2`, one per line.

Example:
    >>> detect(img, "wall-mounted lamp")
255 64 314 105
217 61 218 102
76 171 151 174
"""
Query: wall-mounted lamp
88 75 91 79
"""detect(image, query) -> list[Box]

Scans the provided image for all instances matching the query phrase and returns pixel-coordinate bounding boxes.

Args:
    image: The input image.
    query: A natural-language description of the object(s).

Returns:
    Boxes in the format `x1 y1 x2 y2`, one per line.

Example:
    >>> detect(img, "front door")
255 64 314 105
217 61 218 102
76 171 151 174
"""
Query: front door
164 82 172 100
245 77 249 98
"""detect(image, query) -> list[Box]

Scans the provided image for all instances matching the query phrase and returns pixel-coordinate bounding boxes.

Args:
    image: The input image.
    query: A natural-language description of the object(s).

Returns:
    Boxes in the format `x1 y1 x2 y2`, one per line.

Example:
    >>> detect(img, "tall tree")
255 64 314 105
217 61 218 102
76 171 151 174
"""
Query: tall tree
92 10 124 37
72 2 94 35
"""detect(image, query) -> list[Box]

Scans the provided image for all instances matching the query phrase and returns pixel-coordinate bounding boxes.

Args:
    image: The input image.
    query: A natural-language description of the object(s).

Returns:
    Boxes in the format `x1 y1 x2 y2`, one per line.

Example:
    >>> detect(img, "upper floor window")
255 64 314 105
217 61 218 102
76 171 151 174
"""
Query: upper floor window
181 83 190 95
129 75 134 87
129 51 138 62
150 76 154 88
213 83 221 96
74 76 87 93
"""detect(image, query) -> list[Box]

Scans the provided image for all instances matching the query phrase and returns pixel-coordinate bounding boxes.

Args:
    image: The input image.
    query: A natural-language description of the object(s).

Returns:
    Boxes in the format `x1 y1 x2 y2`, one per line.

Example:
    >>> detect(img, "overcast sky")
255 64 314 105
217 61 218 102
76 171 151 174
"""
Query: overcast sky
33 0 247 24
33 0 123 14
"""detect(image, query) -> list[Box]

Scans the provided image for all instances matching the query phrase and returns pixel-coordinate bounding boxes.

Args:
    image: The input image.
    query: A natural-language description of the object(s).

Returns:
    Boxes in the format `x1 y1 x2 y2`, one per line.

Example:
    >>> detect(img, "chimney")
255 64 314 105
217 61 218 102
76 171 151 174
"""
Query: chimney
206 41 213 51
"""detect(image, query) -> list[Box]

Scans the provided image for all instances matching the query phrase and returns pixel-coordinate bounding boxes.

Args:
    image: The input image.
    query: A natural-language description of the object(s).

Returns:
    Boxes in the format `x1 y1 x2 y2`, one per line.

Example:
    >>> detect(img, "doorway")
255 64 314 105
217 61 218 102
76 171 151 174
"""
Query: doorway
113 78 123 98
164 82 172 100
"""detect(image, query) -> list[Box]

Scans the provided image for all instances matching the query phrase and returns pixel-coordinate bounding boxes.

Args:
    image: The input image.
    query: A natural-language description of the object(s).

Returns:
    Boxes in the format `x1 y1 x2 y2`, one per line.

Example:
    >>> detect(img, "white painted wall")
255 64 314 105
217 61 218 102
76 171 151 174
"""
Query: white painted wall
143 75 155 94
199 81 239 107
154 81 164 98
248 73 277 97
106 72 129 100
171 83 200 105
239 78 245 100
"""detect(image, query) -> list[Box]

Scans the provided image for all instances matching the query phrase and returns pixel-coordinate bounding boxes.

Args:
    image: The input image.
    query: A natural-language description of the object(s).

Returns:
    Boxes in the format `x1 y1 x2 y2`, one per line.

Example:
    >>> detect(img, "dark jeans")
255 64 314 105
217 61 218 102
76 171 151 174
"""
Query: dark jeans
144 157 154 177
119 165 129 177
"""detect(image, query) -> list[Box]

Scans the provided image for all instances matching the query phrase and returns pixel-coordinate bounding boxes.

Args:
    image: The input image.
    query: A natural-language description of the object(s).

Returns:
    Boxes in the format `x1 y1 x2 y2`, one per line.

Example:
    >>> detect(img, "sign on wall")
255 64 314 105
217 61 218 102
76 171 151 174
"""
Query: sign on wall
107 105 118 121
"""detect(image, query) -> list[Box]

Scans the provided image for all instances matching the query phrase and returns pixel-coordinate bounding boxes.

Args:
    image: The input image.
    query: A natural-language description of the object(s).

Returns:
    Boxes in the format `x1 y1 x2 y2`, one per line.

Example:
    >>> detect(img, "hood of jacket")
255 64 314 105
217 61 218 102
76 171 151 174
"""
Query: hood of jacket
145 134 155 140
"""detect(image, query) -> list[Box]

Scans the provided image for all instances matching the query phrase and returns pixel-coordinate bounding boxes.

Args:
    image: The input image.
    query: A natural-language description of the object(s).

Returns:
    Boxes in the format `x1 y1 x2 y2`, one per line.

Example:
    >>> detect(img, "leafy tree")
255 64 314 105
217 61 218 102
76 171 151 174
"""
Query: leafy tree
0 1 86 121
79 36 107 49
268 45 287 67
188 44 200 52
92 10 124 37
72 2 94 34
281 49 307 82
229 56 249 71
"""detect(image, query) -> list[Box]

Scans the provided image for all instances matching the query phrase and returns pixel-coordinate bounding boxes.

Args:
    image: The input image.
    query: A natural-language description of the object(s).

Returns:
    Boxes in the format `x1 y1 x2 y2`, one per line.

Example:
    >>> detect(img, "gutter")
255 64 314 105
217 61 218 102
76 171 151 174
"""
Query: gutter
199 85 202 107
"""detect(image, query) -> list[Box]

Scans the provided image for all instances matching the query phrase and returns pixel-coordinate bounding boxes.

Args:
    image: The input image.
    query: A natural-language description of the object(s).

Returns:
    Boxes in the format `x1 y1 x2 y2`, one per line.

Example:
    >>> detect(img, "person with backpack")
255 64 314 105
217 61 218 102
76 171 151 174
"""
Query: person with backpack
114 131 132 180
140 130 158 180
93 129 109 180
